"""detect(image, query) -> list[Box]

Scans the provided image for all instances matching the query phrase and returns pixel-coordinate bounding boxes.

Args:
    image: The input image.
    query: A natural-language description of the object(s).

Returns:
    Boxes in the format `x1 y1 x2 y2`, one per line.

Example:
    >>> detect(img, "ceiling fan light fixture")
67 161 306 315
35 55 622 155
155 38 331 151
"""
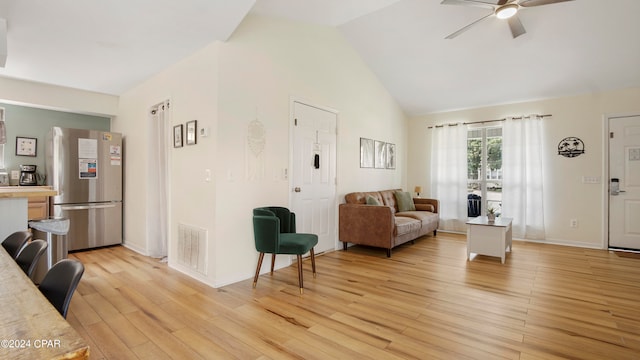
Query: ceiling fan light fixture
495 4 518 19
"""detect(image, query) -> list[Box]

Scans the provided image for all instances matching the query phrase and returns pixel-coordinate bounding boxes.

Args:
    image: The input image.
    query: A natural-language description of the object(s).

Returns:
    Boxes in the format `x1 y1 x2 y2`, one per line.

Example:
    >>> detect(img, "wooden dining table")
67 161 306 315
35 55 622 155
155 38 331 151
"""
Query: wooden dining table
0 244 89 359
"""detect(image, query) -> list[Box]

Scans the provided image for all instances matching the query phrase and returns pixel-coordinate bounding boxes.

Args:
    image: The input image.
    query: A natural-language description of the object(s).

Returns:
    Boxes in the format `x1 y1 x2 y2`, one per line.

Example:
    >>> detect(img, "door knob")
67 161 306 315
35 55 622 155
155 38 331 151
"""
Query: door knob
294 187 301 192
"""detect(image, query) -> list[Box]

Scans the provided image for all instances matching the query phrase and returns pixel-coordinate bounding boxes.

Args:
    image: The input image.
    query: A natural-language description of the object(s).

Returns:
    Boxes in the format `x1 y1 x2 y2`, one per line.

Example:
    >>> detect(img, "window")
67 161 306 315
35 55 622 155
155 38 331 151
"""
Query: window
467 126 502 217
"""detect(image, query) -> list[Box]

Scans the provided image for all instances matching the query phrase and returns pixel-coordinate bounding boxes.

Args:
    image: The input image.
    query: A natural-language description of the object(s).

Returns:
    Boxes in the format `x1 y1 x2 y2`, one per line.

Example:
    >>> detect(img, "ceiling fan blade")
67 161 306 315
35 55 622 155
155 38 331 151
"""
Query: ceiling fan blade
497 0 509 5
508 15 526 38
519 0 574 7
445 12 494 39
440 0 496 10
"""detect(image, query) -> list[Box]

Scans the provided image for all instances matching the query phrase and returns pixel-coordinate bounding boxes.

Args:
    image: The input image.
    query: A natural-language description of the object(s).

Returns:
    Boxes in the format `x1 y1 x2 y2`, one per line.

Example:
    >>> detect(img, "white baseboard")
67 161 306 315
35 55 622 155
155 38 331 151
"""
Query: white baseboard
122 241 147 255
436 229 605 250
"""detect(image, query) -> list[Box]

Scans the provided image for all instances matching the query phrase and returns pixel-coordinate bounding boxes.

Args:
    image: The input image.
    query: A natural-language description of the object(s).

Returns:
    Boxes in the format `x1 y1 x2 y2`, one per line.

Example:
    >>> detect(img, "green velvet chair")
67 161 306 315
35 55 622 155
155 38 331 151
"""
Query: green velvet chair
252 207 318 294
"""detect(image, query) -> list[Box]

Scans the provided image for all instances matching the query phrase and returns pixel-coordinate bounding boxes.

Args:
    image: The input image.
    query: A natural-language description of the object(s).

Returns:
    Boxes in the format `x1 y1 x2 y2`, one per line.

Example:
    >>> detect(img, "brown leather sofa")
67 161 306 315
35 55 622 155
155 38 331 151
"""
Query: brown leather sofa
339 189 439 257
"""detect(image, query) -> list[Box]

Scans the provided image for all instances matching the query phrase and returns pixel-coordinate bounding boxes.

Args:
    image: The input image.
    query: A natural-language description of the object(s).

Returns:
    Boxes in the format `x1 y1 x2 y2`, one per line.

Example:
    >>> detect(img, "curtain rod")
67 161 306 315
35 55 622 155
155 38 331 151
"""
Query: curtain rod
427 114 552 129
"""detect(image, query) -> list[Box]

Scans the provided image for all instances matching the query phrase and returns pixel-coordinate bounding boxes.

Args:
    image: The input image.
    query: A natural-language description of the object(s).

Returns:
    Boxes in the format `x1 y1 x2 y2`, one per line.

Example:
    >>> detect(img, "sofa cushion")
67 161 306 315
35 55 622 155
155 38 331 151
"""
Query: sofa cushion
394 191 416 212
366 195 380 205
394 216 421 236
379 189 402 214
396 211 439 229
345 191 384 205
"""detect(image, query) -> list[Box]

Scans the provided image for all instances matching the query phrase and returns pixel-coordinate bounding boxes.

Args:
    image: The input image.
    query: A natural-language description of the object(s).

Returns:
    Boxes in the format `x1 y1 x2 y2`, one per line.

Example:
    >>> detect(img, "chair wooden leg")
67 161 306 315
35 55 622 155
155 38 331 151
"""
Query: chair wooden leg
296 254 304 294
310 248 316 278
253 252 265 288
270 254 276 275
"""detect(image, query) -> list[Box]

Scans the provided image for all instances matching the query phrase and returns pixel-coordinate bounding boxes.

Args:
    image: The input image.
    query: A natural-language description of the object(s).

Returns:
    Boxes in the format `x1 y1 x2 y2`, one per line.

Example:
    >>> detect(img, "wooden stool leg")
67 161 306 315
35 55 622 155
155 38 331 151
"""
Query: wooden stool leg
270 254 276 274
310 248 316 278
297 254 304 294
253 253 265 288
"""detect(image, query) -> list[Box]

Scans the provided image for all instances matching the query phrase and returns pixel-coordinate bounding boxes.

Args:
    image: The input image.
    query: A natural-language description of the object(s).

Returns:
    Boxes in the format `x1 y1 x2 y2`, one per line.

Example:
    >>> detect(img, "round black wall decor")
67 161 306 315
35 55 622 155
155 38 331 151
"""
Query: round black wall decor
558 137 585 158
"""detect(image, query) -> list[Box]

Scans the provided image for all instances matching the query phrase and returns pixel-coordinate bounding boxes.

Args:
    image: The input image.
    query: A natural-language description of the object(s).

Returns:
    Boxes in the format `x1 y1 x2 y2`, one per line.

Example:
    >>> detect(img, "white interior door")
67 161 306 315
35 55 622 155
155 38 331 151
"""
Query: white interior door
609 115 640 249
291 101 337 254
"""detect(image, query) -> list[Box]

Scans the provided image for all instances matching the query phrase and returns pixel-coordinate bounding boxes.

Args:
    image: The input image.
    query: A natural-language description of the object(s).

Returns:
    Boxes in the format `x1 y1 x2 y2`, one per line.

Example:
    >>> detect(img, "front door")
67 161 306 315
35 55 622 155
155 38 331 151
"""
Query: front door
609 115 640 249
291 101 337 254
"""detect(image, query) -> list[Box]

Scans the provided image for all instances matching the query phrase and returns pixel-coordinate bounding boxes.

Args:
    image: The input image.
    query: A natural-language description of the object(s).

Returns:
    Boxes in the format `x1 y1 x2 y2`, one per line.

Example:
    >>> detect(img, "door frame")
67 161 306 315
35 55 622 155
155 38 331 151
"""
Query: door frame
288 96 340 253
603 112 640 249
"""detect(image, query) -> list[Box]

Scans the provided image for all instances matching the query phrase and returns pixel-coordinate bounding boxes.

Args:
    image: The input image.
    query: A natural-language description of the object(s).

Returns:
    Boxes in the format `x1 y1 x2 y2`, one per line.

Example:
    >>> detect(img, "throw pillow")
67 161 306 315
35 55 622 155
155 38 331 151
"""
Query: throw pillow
366 195 380 205
395 191 416 212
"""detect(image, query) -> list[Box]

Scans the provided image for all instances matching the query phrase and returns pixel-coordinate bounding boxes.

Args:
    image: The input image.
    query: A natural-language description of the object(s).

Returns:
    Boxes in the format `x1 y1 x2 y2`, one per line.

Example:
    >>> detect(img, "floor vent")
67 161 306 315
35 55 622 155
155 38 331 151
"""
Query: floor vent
177 223 207 275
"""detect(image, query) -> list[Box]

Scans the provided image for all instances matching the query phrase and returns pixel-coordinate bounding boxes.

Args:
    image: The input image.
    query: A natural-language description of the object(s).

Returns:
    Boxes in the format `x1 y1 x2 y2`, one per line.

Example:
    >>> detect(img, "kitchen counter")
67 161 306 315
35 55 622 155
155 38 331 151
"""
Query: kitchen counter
0 186 57 198
0 186 58 241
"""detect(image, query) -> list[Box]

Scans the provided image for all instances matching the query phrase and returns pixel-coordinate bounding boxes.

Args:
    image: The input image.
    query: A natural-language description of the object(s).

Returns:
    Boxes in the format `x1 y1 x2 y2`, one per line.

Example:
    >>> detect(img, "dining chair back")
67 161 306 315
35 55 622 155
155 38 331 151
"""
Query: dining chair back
38 259 84 318
15 239 48 280
1 231 33 259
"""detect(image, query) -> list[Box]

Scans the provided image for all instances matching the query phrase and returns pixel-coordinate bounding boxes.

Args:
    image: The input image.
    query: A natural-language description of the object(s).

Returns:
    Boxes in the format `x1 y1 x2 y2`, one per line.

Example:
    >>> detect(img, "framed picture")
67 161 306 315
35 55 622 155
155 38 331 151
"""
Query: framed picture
374 140 386 169
173 124 183 148
360 138 374 168
16 136 37 157
386 143 396 169
186 120 197 145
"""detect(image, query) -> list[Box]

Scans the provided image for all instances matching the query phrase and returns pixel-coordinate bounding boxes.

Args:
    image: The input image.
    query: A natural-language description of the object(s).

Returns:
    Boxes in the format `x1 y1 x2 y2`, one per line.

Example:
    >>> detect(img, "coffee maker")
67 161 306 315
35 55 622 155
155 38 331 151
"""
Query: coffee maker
19 164 38 186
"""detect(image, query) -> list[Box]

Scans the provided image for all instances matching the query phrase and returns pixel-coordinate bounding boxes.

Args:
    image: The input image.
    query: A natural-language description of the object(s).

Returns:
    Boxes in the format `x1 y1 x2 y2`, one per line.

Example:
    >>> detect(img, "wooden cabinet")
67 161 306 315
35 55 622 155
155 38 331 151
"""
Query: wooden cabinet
28 196 49 220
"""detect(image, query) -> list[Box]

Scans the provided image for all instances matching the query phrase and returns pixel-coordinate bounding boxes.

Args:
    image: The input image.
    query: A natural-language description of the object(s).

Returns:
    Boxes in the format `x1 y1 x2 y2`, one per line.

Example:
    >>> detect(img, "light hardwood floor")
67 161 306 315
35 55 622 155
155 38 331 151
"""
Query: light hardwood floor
67 233 640 359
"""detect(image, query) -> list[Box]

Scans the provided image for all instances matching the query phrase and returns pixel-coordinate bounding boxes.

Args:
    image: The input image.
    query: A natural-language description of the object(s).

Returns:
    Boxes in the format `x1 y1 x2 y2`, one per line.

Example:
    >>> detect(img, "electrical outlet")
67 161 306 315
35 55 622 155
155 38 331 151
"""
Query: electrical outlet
570 219 578 228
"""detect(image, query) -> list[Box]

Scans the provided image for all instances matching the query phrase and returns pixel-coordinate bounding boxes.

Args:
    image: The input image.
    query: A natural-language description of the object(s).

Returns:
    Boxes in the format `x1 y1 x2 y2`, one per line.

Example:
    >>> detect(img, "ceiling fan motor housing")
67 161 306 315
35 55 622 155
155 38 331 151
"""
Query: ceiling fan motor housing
496 4 519 19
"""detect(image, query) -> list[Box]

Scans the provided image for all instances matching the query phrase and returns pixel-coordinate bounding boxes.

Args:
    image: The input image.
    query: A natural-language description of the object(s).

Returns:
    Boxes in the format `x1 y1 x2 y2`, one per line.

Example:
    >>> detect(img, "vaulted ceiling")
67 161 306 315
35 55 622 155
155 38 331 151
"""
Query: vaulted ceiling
0 0 638 115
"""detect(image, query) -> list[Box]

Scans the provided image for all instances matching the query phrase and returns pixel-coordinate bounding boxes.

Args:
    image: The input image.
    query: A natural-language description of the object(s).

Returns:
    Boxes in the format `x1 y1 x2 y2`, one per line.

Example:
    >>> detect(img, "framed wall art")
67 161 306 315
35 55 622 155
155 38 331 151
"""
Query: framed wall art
386 143 396 169
173 124 183 148
374 140 386 169
16 136 37 156
360 138 374 168
186 120 198 145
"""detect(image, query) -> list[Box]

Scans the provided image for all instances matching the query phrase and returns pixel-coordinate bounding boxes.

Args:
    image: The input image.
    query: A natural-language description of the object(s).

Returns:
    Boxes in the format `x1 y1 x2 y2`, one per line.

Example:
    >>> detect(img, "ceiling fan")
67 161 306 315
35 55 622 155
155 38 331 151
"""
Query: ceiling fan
441 0 574 39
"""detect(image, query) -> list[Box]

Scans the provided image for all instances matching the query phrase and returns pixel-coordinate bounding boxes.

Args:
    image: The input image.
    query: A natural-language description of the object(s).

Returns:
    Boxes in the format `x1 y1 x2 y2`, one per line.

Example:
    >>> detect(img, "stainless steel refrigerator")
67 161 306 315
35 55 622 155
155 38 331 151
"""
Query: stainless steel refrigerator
46 127 123 251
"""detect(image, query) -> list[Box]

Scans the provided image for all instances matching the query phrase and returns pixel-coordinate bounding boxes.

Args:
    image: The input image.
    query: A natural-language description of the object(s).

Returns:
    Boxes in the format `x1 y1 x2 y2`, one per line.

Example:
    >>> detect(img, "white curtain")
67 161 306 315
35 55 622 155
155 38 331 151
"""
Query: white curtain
0 109 6 168
147 100 170 258
430 124 468 232
502 115 545 240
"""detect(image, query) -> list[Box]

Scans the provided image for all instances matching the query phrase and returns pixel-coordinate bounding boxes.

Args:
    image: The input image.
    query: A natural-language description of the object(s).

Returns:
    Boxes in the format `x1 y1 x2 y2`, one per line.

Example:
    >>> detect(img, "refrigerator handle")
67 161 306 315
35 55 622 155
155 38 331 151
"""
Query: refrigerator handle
60 204 117 211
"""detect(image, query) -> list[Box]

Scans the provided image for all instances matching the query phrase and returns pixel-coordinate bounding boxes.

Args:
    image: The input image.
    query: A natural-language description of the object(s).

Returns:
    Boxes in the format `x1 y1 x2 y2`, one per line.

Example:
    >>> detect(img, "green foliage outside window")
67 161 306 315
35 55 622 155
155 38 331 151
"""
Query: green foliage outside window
467 138 481 180
467 137 502 180
487 137 502 171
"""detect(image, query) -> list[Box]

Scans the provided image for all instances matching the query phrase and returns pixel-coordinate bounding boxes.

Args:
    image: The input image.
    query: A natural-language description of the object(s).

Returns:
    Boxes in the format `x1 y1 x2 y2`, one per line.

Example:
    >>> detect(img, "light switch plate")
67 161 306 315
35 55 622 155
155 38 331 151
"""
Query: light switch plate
582 176 600 184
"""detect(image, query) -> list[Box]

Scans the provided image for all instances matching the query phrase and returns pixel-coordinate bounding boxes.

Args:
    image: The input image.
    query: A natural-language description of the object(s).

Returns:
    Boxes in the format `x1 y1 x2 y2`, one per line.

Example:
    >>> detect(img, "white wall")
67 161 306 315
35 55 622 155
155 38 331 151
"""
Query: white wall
115 14 408 287
214 15 407 286
409 87 640 248
0 77 118 116
112 42 220 285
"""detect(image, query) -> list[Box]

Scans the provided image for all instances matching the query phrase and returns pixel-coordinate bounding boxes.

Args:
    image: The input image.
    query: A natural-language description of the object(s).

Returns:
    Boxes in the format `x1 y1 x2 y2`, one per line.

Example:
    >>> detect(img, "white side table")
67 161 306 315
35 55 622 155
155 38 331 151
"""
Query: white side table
466 216 513 264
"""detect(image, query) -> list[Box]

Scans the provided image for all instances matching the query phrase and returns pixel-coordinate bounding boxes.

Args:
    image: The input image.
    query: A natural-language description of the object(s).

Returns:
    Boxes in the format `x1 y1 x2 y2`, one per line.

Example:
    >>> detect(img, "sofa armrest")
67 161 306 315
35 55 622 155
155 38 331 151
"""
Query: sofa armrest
339 204 394 248
413 198 439 214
